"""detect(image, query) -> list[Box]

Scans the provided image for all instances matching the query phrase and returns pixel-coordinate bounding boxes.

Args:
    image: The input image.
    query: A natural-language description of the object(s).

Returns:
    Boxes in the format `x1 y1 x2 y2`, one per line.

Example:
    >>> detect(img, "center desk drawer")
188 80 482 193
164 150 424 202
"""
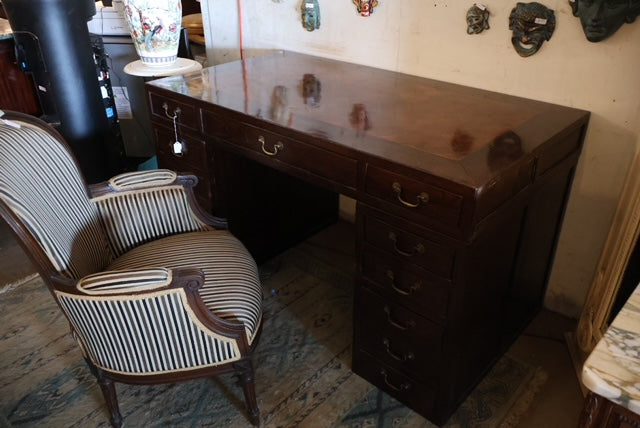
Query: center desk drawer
359 207 457 280
210 119 358 189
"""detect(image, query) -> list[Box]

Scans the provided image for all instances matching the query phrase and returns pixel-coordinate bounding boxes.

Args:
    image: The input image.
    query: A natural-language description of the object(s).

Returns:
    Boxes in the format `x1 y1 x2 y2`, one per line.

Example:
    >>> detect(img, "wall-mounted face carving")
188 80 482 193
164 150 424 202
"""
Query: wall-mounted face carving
570 0 640 42
466 4 490 34
353 0 378 17
508 2 556 57
301 0 321 32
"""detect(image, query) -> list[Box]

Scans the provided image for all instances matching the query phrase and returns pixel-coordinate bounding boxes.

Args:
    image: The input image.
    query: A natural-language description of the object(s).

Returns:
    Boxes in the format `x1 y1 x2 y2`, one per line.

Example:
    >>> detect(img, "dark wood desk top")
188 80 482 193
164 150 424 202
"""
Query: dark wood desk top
147 51 589 189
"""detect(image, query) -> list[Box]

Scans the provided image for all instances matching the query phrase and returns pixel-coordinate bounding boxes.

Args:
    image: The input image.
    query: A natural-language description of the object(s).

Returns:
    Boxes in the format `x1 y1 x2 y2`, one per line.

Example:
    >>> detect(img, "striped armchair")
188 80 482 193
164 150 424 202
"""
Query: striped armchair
0 111 263 427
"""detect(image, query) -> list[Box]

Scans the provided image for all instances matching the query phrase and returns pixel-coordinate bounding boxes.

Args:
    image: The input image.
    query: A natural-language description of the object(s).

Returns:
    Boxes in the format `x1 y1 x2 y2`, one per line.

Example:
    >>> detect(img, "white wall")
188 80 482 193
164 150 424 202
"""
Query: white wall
201 0 640 318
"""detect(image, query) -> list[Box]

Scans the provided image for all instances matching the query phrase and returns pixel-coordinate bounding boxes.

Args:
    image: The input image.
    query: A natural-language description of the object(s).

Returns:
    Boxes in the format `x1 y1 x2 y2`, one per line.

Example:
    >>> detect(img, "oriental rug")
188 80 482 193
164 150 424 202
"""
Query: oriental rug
0 224 546 428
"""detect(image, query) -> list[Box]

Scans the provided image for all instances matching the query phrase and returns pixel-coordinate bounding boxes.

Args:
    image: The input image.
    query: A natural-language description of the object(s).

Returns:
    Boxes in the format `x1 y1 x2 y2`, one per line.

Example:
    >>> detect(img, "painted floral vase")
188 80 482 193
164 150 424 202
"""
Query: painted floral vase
122 0 182 66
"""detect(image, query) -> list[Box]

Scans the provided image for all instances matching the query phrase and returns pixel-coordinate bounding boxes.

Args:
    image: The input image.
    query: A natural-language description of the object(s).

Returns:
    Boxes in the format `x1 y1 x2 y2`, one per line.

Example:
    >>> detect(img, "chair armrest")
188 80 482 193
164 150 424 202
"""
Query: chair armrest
107 169 181 191
74 266 249 345
79 267 249 342
76 267 218 297
50 268 179 295
53 267 248 341
52 267 252 374
90 170 228 257
90 169 228 229
77 267 173 295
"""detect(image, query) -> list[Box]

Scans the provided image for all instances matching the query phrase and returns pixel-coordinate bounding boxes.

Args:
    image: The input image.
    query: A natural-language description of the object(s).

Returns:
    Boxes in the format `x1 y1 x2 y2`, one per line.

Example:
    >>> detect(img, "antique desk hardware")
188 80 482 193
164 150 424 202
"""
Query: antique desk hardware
145 51 590 425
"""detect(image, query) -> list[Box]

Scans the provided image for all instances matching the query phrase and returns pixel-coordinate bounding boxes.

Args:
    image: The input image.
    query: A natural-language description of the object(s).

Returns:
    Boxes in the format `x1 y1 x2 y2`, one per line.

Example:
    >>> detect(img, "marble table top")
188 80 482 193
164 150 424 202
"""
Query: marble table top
0 18 12 40
582 282 640 414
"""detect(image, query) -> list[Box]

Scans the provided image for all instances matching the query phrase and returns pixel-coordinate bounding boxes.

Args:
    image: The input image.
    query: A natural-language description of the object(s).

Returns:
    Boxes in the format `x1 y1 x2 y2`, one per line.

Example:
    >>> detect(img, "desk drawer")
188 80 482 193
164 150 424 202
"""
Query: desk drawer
355 286 443 381
361 244 450 322
359 208 456 280
364 164 464 228
353 348 435 418
149 92 200 131
153 125 208 171
202 110 244 143
153 125 213 212
240 124 358 189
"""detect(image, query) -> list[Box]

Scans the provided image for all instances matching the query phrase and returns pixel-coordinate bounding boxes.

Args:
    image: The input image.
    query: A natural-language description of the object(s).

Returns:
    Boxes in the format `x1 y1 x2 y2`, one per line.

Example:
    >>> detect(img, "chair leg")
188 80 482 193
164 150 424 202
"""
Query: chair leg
233 359 260 426
85 358 123 428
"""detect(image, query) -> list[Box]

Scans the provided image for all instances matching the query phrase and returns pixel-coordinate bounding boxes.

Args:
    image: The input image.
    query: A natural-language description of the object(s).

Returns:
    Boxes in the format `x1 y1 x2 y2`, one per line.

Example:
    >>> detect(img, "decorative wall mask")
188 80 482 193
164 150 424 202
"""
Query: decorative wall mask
508 2 556 57
302 74 321 107
569 0 640 42
353 0 378 17
301 0 321 32
466 3 490 34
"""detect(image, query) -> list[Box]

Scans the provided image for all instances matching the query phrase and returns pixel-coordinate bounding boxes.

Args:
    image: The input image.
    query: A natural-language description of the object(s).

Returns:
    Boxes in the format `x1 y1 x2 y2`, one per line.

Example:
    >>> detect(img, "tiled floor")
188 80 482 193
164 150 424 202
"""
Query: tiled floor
0 218 586 426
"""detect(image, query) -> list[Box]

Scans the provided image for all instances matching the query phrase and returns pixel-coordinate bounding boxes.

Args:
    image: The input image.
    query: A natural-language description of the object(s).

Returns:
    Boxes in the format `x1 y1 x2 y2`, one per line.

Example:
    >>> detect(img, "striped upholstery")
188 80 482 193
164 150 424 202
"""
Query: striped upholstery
93 185 210 257
78 268 172 295
0 121 112 278
108 170 177 191
0 116 263 381
56 288 240 374
107 230 263 345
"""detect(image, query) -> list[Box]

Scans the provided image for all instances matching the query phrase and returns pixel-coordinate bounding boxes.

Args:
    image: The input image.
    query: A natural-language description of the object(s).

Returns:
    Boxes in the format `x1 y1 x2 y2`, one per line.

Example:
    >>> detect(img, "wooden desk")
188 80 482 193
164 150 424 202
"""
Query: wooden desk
145 51 590 425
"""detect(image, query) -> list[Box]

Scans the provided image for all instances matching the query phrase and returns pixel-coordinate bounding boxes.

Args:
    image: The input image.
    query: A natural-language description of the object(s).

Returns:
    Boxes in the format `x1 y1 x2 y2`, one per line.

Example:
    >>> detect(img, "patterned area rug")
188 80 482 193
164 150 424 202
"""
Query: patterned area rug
0 235 547 427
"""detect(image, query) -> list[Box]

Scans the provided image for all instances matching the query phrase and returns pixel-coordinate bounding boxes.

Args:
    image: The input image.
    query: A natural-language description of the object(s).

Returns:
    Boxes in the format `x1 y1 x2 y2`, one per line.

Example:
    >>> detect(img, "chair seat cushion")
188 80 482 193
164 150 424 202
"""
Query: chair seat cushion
107 230 262 344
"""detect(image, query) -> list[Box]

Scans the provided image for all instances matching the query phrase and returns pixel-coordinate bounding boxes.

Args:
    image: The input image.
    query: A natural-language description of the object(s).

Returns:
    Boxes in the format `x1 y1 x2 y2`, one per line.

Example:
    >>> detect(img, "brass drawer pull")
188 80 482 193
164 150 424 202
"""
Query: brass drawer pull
388 231 425 257
162 101 181 119
384 305 415 330
383 338 415 362
380 369 411 391
386 270 422 296
258 135 284 156
392 182 429 208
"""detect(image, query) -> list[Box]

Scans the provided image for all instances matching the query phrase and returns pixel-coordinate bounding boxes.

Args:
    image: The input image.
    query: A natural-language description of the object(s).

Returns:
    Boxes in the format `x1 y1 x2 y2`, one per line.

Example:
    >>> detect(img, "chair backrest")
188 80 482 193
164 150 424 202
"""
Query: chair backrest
0 112 113 279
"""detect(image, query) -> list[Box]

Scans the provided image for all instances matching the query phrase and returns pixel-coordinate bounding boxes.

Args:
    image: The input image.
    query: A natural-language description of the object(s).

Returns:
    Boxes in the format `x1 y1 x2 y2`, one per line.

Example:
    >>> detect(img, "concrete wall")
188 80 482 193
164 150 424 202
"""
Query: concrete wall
200 0 640 318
